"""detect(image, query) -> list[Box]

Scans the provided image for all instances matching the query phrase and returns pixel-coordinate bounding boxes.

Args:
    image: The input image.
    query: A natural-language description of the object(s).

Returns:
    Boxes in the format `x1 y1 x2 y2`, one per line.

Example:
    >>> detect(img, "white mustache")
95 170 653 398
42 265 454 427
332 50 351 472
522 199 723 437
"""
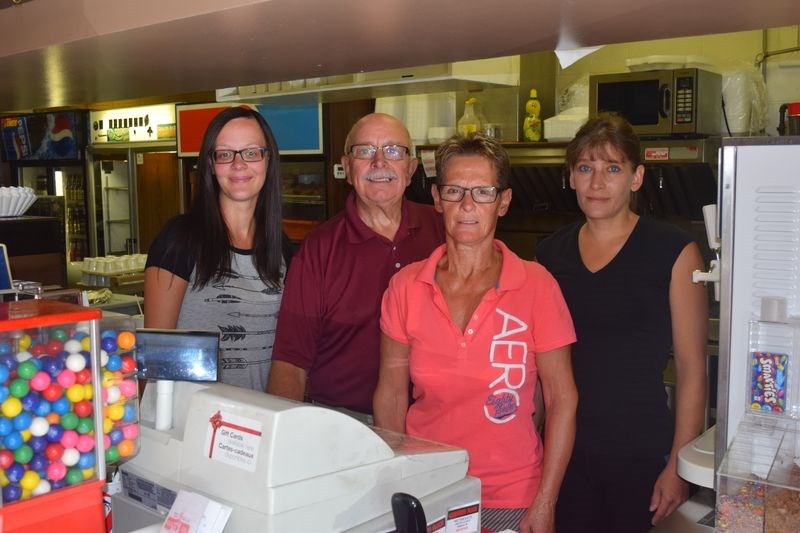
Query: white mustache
364 170 397 182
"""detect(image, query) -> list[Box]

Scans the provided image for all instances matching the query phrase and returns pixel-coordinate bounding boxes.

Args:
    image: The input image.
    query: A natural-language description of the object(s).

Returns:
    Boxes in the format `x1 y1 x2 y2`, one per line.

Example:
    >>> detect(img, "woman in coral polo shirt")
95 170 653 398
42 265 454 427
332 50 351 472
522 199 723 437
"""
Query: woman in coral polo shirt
373 134 578 533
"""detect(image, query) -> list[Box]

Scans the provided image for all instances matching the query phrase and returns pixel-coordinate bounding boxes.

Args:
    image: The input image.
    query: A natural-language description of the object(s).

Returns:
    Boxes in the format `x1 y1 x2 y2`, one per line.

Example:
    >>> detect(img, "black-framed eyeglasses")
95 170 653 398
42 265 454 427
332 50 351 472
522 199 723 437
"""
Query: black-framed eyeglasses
349 144 409 161
437 184 505 203
212 147 268 164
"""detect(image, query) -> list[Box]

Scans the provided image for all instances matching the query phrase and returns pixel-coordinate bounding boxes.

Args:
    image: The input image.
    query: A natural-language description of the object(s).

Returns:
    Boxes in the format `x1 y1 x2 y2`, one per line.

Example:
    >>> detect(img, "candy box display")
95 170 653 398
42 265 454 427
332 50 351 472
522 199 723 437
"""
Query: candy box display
747 320 800 419
717 418 800 532
0 299 140 529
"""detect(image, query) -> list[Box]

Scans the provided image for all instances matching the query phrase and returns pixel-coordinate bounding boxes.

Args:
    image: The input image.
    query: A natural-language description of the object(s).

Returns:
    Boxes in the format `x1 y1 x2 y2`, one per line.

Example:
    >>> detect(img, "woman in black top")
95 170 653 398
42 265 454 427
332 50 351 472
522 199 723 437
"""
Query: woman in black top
536 113 707 532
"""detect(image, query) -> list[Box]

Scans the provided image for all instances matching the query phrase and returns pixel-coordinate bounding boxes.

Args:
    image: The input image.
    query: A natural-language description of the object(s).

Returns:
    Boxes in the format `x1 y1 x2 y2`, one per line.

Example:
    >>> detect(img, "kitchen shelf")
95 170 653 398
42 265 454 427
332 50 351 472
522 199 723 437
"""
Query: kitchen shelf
104 186 129 191
107 219 130 224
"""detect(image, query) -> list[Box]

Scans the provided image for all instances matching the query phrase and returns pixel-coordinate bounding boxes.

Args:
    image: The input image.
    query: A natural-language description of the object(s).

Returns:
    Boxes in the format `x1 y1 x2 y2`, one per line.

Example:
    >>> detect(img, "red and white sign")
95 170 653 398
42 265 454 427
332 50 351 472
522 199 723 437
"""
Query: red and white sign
205 410 262 472
644 147 670 161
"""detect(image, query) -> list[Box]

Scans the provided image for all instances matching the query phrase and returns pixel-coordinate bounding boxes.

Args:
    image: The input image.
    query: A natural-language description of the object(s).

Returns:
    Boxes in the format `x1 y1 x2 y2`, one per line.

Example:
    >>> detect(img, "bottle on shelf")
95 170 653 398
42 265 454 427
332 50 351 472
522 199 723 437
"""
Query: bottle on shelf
457 97 482 137
523 88 543 142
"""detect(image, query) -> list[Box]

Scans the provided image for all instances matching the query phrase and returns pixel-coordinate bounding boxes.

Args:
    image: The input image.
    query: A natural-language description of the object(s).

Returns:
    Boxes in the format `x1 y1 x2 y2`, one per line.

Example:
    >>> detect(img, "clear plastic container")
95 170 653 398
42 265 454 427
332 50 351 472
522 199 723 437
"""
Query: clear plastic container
457 98 482 136
0 300 140 510
747 319 800 419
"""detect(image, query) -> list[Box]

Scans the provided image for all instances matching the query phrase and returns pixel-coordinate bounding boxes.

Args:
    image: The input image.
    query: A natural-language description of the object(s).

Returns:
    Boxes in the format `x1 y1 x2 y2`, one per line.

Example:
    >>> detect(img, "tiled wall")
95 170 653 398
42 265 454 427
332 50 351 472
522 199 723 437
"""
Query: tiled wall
556 25 800 136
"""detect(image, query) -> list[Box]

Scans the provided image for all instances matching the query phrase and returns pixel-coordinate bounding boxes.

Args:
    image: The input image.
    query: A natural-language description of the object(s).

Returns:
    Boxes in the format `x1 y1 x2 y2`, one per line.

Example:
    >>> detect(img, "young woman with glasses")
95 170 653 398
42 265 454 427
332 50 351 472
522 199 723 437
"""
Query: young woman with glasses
374 134 578 533
144 106 293 391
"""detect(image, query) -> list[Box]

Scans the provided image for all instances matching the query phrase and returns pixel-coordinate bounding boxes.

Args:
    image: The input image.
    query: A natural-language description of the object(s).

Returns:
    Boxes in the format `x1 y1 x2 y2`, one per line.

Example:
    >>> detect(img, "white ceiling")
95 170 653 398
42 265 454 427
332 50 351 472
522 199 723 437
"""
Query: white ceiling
1 0 800 113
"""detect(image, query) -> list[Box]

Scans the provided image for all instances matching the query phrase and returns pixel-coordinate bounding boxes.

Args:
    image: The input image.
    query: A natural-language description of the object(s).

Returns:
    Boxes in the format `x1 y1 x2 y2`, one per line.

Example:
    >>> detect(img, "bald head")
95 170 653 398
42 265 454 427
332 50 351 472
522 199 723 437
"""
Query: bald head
344 113 412 155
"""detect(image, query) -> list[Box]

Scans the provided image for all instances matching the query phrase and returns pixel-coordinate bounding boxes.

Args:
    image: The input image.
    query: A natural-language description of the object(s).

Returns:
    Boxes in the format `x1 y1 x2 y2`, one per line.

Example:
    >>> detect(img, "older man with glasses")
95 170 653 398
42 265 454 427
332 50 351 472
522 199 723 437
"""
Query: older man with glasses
267 113 445 423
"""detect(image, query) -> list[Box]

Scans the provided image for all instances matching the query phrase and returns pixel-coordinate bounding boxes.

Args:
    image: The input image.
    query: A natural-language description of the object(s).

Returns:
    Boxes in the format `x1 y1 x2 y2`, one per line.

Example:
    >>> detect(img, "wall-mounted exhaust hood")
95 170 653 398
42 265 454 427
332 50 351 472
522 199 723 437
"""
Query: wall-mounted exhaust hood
216 56 520 105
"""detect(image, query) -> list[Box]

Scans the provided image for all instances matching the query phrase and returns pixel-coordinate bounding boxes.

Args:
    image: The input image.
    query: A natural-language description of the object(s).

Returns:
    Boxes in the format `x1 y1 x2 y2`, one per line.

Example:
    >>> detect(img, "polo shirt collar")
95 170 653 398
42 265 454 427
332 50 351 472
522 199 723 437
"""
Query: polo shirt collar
344 191 419 244
416 240 527 292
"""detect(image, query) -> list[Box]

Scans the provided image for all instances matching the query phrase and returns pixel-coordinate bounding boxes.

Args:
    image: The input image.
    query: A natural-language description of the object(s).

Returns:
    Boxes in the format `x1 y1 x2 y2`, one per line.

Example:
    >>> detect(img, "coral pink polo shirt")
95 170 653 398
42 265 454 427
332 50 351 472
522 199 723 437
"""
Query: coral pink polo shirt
381 241 575 508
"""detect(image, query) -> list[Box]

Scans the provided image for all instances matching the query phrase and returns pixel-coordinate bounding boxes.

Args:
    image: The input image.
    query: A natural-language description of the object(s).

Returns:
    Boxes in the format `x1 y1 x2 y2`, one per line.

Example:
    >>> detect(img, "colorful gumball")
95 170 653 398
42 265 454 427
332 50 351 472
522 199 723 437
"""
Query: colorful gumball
12 410 32 430
122 404 137 422
107 404 125 421
9 378 30 399
46 461 66 481
77 452 95 469
80 337 91 352
120 355 136 374
60 429 79 449
33 399 51 417
65 467 83 485
108 428 124 445
65 384 85 403
106 354 122 372
0 449 14 468
28 435 48 454
56 369 76 388
16 360 37 380
4 430 23 450
60 412 79 430
3 482 22 502
2 397 23 417
105 386 121 404
105 446 120 463
45 423 64 443
45 443 64 461
73 400 92 418
30 416 50 437
101 337 117 353
14 444 34 464
76 417 94 434
45 339 64 356
32 479 51 496
118 379 137 398
6 463 25 483
27 373 48 395
19 469 40 491
65 353 86 373
0 416 11 436
63 339 82 354
76 434 95 453
75 369 92 384
21 391 42 411
41 383 63 403
18 334 32 351
61 448 79 467
118 439 136 457
117 331 136 351
29 452 49 472
51 396 71 415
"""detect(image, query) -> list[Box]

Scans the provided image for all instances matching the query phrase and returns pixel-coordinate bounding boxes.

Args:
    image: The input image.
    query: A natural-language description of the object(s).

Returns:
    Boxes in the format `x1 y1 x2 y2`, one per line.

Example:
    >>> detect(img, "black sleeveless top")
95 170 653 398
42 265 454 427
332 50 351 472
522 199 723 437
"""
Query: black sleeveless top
536 217 693 456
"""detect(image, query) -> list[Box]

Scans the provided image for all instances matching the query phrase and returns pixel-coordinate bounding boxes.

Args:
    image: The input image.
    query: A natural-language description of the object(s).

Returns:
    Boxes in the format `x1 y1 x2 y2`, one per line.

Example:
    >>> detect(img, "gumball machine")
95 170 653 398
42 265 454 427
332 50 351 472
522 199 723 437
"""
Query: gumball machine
0 299 140 532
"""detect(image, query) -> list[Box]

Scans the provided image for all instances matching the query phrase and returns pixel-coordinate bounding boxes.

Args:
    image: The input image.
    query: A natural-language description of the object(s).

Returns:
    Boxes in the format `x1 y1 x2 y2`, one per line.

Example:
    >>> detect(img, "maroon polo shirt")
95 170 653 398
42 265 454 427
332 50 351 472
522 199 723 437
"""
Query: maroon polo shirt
272 192 445 413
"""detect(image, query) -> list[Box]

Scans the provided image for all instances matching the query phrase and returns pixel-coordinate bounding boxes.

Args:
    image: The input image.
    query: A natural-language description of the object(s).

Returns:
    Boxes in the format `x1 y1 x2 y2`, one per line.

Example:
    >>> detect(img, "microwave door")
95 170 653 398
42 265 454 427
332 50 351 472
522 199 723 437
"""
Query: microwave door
591 71 673 136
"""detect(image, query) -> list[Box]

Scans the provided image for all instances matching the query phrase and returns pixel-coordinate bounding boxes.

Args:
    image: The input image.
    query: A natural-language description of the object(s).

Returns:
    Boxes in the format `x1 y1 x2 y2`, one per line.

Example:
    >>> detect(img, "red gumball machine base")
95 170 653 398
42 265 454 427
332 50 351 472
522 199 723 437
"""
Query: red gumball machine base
0 478 105 532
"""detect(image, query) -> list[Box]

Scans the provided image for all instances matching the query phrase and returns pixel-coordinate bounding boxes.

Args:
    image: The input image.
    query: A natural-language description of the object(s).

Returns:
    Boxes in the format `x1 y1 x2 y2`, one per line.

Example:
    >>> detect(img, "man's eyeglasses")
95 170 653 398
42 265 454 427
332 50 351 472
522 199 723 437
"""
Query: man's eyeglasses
437 184 505 203
349 144 409 161
212 147 268 164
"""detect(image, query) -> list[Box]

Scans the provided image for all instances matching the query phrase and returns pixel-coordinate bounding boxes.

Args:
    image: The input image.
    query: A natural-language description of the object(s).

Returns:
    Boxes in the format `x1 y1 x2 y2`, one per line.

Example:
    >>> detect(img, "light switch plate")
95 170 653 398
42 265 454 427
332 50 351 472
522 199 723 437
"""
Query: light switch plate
333 163 346 180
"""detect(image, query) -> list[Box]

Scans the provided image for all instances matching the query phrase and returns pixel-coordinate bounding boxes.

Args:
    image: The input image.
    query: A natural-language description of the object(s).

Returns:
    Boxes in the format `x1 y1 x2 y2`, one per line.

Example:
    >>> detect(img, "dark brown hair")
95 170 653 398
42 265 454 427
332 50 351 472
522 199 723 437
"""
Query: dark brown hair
434 133 511 188
185 106 284 289
565 112 641 171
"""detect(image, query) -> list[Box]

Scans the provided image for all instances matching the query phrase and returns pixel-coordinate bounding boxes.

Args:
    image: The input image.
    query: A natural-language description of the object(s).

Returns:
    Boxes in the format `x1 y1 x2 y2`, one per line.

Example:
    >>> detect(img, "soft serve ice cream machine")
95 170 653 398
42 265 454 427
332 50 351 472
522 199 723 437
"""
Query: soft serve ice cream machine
112 381 480 532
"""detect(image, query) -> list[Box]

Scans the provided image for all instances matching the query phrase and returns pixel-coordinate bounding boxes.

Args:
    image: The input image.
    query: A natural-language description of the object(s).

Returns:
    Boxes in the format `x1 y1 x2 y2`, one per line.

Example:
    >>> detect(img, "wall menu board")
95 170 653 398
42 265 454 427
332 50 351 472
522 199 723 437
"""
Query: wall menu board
1 111 84 161
176 102 322 157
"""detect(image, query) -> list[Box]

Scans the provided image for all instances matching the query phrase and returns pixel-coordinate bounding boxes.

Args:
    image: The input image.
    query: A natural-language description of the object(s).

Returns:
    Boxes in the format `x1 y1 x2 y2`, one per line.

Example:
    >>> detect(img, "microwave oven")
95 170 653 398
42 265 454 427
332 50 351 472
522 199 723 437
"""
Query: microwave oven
589 68 721 138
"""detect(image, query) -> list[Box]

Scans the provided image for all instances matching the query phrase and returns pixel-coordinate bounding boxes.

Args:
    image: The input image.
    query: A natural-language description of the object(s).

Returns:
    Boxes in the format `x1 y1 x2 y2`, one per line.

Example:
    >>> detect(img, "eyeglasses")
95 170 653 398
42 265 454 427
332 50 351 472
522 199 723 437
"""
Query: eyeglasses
349 144 409 161
212 147 268 164
437 184 505 203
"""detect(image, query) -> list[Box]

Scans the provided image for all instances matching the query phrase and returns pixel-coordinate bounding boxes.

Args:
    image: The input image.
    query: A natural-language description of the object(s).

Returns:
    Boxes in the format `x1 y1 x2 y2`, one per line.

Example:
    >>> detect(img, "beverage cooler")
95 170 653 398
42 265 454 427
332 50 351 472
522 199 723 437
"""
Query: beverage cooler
1 111 90 263
86 143 179 256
